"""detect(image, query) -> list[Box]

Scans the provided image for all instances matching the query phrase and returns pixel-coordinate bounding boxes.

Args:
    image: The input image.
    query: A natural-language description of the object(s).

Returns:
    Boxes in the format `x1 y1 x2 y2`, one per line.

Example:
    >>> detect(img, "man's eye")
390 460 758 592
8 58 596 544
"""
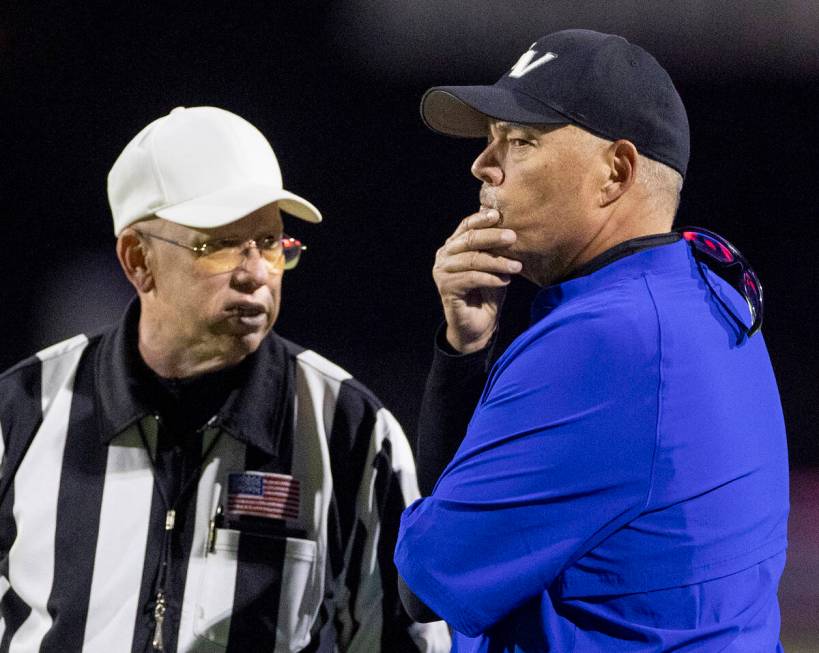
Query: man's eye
509 138 531 147
203 239 240 254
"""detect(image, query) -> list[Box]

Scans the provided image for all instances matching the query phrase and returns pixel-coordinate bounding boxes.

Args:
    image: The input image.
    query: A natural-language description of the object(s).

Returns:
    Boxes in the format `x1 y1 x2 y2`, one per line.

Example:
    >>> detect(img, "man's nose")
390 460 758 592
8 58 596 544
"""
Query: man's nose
471 144 503 186
235 245 275 287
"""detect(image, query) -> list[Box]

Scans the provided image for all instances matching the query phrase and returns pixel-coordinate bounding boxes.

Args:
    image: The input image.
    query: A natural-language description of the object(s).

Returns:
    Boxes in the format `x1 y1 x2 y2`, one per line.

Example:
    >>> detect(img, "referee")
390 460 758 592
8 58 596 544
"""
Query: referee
0 106 449 652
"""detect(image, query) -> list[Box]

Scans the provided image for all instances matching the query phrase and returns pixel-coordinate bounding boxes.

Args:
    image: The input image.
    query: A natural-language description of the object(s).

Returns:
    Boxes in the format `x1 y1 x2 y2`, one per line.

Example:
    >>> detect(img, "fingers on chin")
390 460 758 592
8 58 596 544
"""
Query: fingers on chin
448 271 512 291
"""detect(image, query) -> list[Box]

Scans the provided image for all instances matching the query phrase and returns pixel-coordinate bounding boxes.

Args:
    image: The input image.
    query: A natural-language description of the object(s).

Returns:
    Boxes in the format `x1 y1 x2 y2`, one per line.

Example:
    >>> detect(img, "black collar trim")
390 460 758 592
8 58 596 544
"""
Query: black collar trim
560 232 682 283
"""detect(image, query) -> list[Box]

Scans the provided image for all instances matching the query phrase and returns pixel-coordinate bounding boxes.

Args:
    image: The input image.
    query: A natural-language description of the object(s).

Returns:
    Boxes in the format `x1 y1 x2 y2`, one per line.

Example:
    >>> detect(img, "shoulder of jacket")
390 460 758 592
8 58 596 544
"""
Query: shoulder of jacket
35 333 91 363
295 348 354 385
276 337 388 414
274 334 353 385
0 333 95 384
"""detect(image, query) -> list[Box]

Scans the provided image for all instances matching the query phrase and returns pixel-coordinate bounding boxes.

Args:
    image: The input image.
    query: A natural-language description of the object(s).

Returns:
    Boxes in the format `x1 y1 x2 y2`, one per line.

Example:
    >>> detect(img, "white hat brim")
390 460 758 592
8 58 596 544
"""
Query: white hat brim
154 181 322 228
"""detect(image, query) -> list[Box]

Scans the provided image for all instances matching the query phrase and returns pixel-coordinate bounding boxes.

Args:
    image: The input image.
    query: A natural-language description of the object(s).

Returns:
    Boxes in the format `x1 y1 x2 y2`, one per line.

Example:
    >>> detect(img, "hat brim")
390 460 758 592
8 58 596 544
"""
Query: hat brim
421 86 570 137
154 182 322 229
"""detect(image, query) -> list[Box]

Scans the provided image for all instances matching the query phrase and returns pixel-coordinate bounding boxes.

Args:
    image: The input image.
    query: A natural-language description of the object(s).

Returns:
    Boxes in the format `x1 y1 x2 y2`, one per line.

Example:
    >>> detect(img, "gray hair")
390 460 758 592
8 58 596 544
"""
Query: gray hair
573 126 683 219
636 154 684 216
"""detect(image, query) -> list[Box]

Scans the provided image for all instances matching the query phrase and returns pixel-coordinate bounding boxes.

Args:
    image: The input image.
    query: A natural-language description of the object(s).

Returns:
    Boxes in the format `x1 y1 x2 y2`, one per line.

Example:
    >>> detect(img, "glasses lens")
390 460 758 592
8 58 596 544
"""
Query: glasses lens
196 248 246 274
680 227 763 336
282 237 305 270
682 231 735 264
194 236 303 273
742 269 763 334
194 244 284 274
259 247 286 271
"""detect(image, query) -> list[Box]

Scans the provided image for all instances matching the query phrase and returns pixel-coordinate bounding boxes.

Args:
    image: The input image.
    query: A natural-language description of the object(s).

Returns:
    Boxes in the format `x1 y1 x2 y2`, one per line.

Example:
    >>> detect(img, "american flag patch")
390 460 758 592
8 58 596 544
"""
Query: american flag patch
227 472 300 521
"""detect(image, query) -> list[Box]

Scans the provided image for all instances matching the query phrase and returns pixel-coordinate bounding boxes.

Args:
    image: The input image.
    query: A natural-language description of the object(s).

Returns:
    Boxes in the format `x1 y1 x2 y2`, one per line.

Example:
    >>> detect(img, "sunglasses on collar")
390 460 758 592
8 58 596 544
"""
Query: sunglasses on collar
677 227 763 337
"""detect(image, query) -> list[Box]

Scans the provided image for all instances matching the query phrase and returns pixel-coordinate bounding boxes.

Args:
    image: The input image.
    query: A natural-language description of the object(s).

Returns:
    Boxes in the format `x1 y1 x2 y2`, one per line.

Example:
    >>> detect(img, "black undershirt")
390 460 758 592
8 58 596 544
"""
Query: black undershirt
132 348 250 506
137 358 248 441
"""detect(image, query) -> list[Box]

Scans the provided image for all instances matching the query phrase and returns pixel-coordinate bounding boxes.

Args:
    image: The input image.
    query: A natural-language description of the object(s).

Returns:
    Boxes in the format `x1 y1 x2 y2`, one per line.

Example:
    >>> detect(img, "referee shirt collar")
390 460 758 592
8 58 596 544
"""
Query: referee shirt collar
94 297 292 455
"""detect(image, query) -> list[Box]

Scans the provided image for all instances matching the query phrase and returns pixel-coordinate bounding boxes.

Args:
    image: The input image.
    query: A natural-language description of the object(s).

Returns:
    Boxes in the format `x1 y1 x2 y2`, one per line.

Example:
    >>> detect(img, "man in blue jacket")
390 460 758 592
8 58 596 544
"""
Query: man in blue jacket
395 29 789 652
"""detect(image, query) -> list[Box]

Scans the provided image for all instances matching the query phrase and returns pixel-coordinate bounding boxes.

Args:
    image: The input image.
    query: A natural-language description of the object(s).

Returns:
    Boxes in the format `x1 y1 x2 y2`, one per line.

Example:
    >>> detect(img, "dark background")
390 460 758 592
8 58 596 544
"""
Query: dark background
2 1 817 647
3 2 816 463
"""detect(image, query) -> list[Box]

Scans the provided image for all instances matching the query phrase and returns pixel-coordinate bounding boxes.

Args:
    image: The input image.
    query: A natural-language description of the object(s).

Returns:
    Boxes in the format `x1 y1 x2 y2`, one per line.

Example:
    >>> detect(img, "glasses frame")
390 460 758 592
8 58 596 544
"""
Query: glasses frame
134 230 306 272
677 226 763 337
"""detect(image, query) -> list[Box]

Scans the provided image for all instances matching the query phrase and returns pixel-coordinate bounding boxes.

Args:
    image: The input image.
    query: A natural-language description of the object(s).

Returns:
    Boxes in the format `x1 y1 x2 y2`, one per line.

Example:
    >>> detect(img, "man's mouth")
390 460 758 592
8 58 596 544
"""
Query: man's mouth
479 185 500 210
225 303 269 330
235 305 264 318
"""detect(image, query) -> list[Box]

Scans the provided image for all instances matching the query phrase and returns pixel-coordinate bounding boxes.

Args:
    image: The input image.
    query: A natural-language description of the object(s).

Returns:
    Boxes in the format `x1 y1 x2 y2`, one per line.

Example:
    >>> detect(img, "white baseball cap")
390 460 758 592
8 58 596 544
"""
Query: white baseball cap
107 106 322 235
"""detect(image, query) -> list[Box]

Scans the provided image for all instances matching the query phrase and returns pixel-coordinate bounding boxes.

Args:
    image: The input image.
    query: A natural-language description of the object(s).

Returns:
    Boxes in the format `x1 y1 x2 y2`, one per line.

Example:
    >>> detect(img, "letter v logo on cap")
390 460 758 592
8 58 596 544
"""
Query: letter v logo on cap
508 46 558 78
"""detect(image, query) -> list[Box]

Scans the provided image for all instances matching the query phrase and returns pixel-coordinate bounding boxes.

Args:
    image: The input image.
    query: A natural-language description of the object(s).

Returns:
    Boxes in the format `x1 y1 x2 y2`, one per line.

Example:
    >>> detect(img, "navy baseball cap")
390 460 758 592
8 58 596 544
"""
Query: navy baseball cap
421 29 690 177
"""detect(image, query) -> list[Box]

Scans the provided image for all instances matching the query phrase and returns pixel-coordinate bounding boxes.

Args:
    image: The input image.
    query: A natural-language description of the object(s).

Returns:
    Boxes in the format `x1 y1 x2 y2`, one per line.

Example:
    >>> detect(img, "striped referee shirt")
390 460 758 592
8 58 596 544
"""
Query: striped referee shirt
0 301 449 652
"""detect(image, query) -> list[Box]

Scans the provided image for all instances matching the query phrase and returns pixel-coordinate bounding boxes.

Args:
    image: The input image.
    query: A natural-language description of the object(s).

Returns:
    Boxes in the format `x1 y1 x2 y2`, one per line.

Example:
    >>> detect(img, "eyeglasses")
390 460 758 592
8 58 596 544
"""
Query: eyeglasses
678 226 763 337
135 230 306 274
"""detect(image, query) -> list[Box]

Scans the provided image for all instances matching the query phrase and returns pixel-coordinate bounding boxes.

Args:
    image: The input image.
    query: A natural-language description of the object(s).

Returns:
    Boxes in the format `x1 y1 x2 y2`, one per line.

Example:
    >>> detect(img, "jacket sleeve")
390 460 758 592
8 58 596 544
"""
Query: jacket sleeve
343 404 450 653
0 416 5 642
415 324 494 496
0 420 5 481
0 356 46 550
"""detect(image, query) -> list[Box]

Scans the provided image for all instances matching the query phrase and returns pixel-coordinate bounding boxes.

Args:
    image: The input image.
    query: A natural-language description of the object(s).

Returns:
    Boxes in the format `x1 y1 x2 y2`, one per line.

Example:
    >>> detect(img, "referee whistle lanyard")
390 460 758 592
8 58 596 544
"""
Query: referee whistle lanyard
137 413 224 652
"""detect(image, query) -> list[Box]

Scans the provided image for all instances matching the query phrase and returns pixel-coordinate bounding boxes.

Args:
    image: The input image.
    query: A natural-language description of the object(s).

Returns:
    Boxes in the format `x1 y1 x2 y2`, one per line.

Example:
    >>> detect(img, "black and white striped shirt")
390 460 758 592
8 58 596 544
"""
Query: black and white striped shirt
0 302 449 652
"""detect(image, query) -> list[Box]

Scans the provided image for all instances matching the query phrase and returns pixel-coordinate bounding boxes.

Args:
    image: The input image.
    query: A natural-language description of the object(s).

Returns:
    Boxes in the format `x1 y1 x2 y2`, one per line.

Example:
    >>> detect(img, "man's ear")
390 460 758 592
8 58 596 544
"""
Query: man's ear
116 229 155 293
599 139 638 207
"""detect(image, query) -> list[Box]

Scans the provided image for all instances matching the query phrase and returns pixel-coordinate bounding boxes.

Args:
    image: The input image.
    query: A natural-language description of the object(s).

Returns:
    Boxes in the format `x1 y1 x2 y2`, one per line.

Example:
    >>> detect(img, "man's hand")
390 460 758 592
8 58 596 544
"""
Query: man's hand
433 209 521 353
